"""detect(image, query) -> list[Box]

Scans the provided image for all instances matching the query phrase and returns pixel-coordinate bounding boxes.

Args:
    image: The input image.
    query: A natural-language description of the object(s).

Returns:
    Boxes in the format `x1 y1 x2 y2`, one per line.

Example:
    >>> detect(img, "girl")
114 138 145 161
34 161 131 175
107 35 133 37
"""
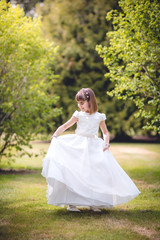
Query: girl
42 88 140 212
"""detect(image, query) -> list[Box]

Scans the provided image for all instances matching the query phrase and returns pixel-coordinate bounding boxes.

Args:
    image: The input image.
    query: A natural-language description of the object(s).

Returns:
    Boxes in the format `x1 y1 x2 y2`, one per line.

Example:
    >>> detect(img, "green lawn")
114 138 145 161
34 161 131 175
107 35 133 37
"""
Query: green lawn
0 142 160 240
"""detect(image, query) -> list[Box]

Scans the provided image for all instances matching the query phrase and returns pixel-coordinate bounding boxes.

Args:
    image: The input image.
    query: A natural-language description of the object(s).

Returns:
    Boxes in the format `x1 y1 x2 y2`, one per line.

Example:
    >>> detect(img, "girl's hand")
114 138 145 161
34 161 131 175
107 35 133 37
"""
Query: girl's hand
103 143 110 152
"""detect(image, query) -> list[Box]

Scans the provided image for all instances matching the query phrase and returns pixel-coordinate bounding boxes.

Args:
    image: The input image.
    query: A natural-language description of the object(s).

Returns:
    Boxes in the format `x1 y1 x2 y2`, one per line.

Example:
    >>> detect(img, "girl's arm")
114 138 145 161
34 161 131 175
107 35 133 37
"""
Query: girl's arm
51 116 78 139
100 120 110 152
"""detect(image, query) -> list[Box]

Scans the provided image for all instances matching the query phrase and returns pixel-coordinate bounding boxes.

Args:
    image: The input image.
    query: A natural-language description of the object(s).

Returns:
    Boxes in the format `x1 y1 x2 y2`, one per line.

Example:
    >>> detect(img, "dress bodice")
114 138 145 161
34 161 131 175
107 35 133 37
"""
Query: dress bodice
73 111 106 137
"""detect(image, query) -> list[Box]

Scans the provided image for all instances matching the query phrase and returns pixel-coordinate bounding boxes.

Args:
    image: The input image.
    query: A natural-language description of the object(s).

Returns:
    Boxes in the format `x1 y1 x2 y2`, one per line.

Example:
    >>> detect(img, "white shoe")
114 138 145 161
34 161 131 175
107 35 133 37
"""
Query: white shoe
90 206 101 212
67 205 81 212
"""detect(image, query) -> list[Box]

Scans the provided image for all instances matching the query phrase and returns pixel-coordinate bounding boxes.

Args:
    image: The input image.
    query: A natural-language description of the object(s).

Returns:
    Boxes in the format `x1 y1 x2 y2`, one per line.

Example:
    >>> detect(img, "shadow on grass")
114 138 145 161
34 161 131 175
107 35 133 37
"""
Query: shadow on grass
1 196 159 223
0 168 38 175
1 203 160 240
47 207 160 223
0 169 160 240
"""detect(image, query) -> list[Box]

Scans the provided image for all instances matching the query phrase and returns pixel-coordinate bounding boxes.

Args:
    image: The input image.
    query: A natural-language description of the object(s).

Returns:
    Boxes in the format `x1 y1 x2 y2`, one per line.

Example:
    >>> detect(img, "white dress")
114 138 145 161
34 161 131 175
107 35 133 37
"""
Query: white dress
42 111 140 208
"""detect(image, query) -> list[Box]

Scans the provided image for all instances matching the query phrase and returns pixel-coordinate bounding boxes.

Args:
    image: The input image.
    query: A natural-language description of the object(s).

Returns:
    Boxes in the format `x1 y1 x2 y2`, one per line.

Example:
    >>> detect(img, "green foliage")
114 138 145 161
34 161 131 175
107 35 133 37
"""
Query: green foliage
96 0 160 134
36 0 149 138
0 0 61 159
36 1 116 115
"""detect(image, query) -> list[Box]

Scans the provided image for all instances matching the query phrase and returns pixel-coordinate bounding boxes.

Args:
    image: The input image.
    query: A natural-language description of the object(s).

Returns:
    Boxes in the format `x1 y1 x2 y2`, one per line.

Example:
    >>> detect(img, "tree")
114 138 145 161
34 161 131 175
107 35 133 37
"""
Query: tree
36 0 118 119
96 0 160 134
36 0 149 139
0 0 60 159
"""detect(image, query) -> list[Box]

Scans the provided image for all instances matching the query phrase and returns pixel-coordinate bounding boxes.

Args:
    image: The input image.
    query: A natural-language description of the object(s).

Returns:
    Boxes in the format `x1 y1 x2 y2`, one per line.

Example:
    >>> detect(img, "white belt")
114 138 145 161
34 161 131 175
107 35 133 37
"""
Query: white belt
76 132 98 138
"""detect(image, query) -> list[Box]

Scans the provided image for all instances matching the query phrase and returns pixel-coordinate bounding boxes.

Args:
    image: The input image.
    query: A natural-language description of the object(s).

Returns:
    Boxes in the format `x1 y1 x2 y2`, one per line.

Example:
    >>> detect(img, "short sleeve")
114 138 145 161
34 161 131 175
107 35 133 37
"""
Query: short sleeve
73 110 79 119
100 113 106 121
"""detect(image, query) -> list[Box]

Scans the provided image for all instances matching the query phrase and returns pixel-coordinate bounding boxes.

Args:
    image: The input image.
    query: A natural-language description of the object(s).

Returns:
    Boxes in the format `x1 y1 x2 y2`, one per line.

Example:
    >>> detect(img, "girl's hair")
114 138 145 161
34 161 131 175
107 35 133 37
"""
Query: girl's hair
75 88 98 114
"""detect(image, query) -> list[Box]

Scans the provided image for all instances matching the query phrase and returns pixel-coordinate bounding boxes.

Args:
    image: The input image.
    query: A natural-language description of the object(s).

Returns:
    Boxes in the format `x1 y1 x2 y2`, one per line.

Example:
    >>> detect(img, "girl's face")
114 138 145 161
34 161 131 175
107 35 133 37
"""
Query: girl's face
78 101 90 113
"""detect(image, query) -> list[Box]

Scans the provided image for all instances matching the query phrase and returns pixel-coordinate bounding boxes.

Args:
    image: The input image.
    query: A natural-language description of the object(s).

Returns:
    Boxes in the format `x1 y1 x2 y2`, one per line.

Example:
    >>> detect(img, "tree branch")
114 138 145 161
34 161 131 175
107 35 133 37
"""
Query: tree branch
0 139 10 155
141 64 160 90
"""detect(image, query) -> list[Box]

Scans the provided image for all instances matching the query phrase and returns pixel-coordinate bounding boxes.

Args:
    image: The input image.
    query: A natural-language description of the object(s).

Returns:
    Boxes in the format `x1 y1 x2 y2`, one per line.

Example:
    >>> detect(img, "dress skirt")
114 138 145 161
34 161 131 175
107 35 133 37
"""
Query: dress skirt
42 134 140 208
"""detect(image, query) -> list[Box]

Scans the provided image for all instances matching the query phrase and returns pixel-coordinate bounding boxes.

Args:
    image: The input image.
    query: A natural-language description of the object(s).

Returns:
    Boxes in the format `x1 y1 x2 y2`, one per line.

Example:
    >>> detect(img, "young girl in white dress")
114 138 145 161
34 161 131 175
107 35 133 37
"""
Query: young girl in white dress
42 88 140 212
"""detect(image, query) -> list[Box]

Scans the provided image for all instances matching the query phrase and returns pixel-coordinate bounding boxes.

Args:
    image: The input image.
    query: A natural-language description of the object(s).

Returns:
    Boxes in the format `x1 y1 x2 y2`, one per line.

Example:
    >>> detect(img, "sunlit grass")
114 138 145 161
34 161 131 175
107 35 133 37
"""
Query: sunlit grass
0 142 160 239
0 142 48 170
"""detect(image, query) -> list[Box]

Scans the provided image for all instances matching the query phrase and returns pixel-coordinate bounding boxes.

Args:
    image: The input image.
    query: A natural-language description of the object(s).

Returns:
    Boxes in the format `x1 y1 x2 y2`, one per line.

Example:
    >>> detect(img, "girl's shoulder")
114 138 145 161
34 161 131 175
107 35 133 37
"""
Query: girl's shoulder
72 110 79 118
72 110 87 118
95 112 107 121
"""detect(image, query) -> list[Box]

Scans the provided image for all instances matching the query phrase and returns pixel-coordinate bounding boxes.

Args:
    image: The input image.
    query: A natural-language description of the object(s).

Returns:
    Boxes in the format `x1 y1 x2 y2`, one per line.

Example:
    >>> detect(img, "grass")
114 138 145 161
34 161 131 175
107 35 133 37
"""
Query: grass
0 142 160 240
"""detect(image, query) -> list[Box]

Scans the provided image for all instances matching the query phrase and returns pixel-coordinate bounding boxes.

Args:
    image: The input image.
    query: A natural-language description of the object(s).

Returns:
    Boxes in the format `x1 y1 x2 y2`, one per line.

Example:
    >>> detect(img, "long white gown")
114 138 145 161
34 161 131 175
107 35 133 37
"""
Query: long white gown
42 110 140 208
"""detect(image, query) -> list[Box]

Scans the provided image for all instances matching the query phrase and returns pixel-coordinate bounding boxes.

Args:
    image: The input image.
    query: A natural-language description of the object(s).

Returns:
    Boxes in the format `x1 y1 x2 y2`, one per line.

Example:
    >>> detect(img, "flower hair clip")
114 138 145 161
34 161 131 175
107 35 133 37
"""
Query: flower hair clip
85 91 90 101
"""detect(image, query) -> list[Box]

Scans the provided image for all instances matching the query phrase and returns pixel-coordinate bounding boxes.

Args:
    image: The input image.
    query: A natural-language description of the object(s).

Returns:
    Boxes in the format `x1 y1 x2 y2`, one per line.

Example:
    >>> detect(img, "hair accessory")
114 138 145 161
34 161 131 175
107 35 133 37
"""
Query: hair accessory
85 91 90 101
